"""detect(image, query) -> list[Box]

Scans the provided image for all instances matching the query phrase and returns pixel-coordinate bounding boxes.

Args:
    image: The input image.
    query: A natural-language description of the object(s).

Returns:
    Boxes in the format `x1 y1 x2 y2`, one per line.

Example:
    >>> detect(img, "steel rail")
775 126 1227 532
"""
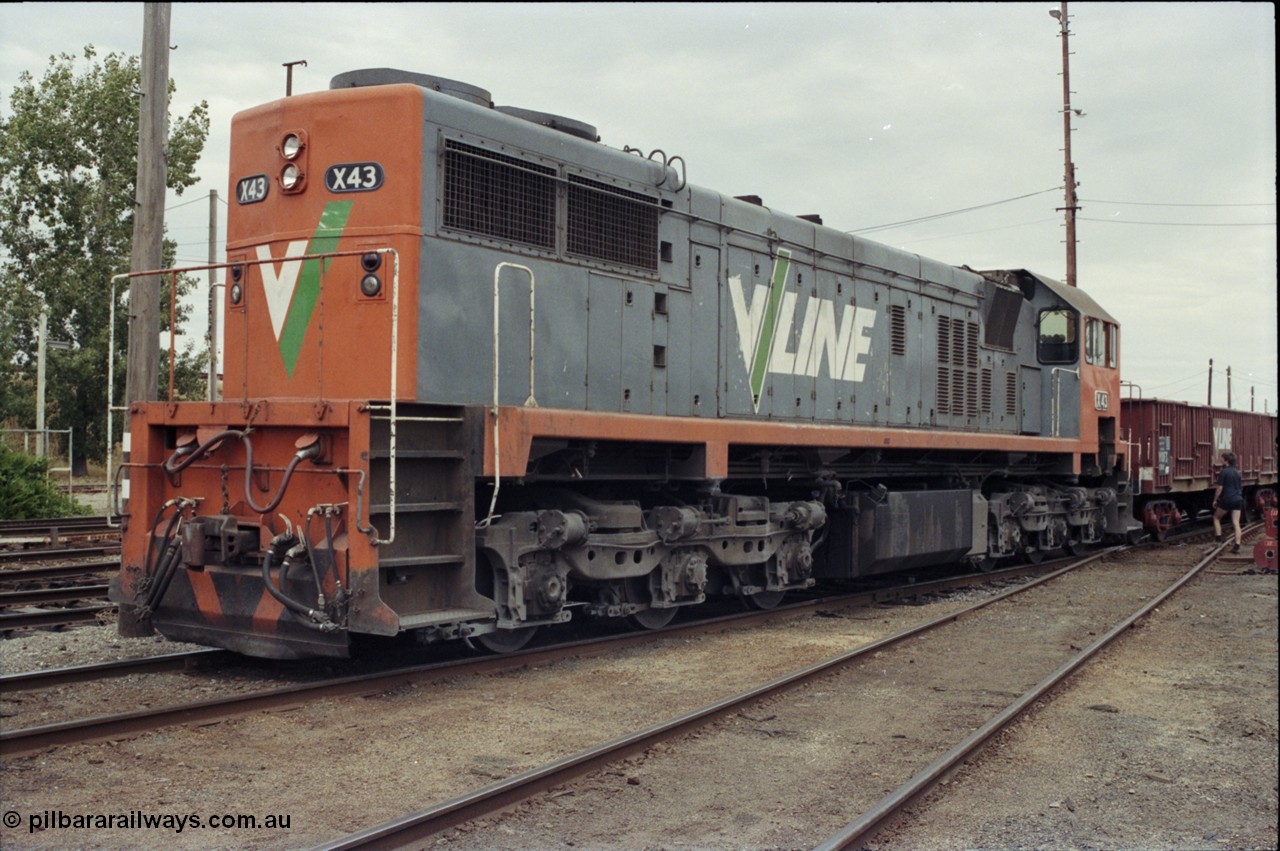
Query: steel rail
0 649 231 691
313 548 1119 851
0 604 113 631
0 545 120 565
0 515 112 533
0 560 120 584
0 583 109 607
811 530 1256 850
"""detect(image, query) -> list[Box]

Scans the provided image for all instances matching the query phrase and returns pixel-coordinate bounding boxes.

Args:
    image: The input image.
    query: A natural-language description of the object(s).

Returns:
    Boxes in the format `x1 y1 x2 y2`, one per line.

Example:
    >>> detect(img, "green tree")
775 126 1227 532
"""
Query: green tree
0 46 210 468
0 443 88 519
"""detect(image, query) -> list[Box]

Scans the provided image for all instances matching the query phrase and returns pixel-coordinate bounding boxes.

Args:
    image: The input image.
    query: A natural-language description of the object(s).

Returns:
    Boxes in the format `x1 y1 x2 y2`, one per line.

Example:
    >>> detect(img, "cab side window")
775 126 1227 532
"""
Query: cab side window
1085 318 1119 368
1038 308 1078 364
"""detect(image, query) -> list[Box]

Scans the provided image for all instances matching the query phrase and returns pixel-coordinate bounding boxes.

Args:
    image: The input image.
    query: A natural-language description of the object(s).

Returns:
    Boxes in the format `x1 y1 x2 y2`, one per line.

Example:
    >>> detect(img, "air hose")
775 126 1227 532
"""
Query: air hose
261 532 337 632
163 429 321 514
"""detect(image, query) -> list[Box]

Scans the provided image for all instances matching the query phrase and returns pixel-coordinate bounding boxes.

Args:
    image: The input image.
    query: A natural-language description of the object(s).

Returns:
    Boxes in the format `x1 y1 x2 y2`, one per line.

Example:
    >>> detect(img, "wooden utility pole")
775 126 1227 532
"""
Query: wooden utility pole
1051 2 1080 287
207 189 219 401
124 2 171 406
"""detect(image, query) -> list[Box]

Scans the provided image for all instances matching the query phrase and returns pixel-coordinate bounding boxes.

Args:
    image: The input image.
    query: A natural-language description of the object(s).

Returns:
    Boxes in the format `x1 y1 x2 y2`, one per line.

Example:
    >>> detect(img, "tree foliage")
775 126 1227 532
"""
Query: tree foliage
0 443 88 519
0 47 211 465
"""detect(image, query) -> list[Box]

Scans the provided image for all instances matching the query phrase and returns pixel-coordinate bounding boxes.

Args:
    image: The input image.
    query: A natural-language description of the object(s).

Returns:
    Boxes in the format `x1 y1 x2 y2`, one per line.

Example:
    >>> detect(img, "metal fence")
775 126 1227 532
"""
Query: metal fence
0 428 74 497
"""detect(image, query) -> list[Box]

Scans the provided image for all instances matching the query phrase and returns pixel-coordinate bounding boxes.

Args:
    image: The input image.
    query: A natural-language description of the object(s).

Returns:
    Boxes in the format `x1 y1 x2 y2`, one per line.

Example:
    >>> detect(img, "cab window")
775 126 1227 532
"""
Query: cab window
1038 308 1078 364
1083 317 1118 368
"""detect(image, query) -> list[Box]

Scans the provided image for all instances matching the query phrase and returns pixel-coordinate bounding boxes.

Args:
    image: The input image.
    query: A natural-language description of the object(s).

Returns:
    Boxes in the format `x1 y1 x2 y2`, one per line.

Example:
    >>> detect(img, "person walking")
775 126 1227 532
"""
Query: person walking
1213 451 1245 554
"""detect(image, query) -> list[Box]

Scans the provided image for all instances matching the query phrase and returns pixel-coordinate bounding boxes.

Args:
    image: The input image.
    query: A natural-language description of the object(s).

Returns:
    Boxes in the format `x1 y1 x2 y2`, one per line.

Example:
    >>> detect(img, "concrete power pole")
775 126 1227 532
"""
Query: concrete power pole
124 2 171 407
1207 358 1213 406
36 309 47 457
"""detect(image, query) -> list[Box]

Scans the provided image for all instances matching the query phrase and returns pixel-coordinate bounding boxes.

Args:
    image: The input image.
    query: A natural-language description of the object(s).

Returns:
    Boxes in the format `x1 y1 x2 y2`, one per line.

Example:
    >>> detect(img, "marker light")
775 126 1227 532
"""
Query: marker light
360 274 382 297
229 283 243 305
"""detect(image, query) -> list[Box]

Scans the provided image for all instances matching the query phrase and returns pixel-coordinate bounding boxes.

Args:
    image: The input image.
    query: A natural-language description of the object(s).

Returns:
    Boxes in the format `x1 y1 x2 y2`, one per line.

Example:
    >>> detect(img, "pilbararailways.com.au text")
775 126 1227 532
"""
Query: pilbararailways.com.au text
7 809 291 834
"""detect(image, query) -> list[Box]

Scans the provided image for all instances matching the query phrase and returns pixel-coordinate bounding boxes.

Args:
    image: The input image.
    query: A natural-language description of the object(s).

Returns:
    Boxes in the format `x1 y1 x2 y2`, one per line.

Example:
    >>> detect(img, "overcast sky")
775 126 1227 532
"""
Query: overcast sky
2 2 1275 412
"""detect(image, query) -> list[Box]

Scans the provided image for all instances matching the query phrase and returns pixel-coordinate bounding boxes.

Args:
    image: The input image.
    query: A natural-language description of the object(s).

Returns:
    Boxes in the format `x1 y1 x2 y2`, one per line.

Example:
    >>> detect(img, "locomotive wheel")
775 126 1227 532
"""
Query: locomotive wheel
975 555 998 573
622 577 677 630
467 626 538 654
627 605 677 630
1021 547 1045 565
742 589 785 610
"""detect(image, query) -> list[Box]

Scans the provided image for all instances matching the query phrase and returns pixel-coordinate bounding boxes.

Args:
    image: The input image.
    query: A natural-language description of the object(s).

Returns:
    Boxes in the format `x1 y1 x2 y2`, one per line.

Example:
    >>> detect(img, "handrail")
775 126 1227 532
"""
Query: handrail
104 248 399 541
480 262 536 528
357 248 402 546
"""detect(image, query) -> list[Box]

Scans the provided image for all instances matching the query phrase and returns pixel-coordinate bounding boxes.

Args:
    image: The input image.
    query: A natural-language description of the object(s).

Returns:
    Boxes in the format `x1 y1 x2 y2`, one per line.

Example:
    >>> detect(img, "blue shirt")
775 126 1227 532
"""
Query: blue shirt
1217 466 1243 505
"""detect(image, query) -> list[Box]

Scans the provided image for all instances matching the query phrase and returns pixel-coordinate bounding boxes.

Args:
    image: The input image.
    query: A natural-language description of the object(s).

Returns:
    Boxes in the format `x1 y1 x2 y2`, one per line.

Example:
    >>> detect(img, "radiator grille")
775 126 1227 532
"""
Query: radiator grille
937 315 982 420
443 141 556 249
936 318 951 415
1006 372 1018 417
567 175 659 270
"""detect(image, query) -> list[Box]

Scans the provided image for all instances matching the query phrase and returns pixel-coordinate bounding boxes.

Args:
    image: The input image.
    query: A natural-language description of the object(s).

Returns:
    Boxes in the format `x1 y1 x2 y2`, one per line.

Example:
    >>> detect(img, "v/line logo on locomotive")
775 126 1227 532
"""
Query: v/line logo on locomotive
252 201 353 378
728 248 877 412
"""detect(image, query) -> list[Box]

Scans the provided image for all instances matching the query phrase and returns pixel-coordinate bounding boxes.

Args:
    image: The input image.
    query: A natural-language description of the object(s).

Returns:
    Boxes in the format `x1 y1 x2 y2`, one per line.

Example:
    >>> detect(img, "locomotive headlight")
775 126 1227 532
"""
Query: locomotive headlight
361 252 382 272
281 133 303 160
229 282 243 305
281 163 302 190
360 274 383 297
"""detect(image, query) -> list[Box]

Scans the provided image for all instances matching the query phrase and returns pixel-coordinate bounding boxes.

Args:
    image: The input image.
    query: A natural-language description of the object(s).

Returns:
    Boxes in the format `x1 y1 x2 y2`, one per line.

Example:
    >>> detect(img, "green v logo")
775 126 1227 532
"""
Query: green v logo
253 201 353 377
748 249 792 410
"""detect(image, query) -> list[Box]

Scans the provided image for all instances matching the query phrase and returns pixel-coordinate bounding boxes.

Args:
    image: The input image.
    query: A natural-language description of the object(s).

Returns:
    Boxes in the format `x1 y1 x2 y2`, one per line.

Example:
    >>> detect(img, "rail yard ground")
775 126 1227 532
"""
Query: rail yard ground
0 542 1275 850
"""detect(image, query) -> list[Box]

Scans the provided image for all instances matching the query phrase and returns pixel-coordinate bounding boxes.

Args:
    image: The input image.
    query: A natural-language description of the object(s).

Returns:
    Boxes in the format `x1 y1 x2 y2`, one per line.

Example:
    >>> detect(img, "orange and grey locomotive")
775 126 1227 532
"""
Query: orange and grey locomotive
110 70 1138 658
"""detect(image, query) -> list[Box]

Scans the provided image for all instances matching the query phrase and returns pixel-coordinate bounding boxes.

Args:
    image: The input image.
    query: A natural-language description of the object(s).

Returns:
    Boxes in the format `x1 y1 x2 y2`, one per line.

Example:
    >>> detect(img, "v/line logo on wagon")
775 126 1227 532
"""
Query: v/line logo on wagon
252 201 354 378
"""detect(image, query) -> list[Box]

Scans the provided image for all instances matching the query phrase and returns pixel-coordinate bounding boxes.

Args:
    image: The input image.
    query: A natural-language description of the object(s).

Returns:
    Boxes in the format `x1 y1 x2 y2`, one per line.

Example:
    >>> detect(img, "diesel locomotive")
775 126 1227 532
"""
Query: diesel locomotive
109 69 1141 659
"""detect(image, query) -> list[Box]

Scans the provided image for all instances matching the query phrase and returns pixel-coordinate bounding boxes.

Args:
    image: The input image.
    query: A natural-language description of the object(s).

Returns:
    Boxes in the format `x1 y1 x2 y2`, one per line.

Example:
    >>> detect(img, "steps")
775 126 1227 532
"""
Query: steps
367 404 492 623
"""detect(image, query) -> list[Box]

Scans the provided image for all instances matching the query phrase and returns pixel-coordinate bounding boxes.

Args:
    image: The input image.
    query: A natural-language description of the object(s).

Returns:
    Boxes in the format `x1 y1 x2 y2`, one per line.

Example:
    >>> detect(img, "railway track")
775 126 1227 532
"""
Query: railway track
311 530 1254 850
0 557 120 632
0 560 1056 755
0 523 1240 738
0 528 1264 848
0 514 117 546
0 543 120 565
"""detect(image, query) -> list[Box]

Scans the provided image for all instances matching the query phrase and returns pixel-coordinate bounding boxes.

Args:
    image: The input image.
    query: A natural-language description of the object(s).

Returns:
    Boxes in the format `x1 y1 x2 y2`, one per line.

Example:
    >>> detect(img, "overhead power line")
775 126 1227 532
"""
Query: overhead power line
1080 198 1275 207
1080 217 1276 227
164 195 206 213
847 187 1063 236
